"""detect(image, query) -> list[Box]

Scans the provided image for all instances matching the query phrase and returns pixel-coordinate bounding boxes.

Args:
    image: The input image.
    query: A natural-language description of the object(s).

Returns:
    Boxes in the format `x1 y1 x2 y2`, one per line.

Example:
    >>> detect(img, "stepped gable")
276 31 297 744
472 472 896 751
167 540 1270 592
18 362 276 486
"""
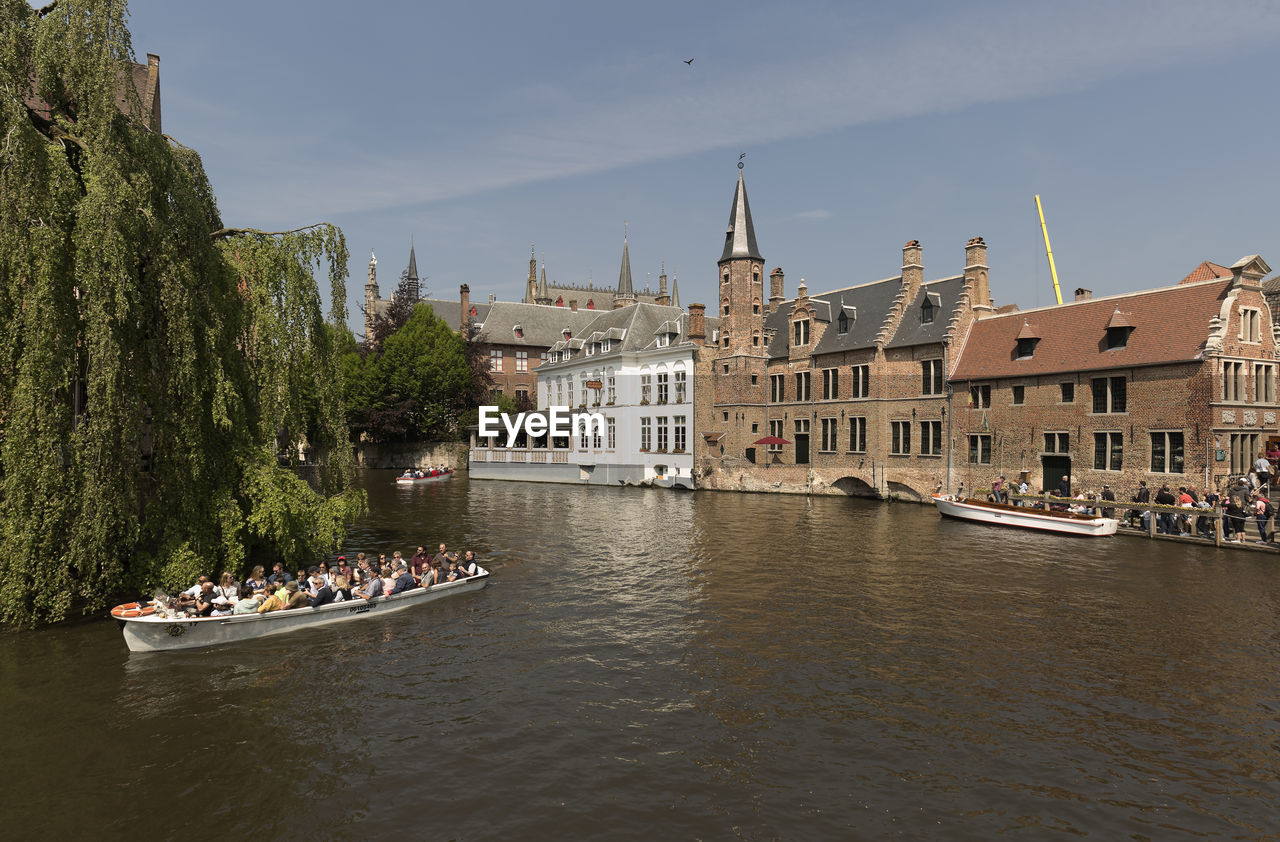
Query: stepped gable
472 301 598 348
951 277 1234 379
883 275 967 349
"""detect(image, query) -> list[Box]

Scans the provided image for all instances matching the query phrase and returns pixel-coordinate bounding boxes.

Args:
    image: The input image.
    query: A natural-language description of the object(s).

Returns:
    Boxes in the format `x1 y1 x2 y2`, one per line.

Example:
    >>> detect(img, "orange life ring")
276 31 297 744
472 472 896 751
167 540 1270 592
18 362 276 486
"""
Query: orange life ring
111 601 156 619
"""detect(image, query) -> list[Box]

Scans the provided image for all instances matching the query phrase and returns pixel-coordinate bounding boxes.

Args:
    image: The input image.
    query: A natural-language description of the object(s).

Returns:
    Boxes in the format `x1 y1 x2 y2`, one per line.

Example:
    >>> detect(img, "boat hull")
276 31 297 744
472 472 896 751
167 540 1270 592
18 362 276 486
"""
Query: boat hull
119 571 487 652
932 495 1118 537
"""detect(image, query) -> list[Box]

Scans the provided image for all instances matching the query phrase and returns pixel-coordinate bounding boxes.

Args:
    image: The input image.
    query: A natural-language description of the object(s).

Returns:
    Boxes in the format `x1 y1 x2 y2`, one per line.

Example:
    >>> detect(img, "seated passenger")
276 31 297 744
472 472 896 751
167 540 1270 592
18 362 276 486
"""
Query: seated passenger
380 567 396 595
461 550 479 576
401 469 412 478
193 581 219 617
177 575 210 609
307 572 334 608
336 556 353 580
446 560 464 582
258 587 286 614
246 565 269 593
267 563 293 584
215 571 239 601
331 575 350 602
356 570 383 601
233 585 261 614
387 564 417 595
283 581 310 610
420 563 439 588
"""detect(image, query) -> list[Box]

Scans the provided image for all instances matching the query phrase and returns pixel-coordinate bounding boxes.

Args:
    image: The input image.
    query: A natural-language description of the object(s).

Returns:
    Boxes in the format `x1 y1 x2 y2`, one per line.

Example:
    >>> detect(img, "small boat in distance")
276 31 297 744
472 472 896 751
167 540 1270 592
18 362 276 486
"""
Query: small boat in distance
396 468 454 484
932 494 1119 537
114 567 488 652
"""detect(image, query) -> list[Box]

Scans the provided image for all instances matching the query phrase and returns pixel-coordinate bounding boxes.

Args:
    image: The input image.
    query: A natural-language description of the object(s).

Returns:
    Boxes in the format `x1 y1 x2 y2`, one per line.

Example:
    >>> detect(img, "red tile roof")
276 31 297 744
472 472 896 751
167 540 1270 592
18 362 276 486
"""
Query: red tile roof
1179 261 1232 284
952 278 1232 380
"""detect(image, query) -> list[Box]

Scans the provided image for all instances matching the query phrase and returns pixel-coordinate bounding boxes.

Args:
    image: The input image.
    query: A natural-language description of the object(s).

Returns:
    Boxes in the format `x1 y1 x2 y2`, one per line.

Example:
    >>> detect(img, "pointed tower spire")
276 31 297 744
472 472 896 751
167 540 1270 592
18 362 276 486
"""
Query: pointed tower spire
614 232 636 309
671 275 680 309
536 260 551 305
720 168 763 264
527 243 537 302
407 240 418 281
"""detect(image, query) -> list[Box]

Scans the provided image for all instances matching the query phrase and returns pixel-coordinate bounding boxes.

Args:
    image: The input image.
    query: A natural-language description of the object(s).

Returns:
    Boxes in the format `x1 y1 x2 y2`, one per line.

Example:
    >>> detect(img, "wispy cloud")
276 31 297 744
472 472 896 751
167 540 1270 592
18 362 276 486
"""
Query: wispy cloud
209 0 1280 224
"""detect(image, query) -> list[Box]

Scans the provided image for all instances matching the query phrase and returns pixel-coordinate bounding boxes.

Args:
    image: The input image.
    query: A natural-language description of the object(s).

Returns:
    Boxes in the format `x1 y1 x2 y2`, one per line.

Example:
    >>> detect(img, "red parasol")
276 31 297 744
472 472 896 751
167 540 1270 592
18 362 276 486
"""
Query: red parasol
753 436 790 446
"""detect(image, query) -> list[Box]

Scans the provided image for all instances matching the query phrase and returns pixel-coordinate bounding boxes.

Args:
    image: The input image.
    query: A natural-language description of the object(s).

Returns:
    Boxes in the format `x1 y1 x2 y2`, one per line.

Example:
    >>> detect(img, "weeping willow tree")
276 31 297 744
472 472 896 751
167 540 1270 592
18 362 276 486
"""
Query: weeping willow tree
0 0 366 626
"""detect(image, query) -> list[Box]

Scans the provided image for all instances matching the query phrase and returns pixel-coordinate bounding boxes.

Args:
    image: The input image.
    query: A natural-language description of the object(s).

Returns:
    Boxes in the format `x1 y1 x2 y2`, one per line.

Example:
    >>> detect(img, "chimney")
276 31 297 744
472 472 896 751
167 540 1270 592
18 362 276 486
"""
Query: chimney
769 267 785 313
964 236 993 315
570 299 578 312
688 303 706 346
489 293 496 304
459 284 470 334
901 240 923 302
656 270 670 306
1074 287 1092 301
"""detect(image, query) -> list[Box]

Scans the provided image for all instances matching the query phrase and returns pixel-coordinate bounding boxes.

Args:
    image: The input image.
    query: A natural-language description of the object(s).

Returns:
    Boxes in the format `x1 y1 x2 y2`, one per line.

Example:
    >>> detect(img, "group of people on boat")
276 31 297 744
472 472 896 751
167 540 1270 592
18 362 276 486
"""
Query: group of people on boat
400 466 450 479
170 543 480 617
982 469 1277 544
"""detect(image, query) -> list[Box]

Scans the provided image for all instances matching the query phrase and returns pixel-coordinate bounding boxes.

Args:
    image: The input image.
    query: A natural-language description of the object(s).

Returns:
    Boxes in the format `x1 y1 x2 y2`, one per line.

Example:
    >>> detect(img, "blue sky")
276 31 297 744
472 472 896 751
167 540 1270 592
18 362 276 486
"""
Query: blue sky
125 0 1280 332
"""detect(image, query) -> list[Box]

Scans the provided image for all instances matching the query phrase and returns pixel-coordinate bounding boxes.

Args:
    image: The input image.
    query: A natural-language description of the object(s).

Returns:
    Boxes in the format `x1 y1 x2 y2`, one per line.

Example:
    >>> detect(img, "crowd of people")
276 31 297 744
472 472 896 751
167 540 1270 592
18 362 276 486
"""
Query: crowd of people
170 543 481 618
983 460 1277 544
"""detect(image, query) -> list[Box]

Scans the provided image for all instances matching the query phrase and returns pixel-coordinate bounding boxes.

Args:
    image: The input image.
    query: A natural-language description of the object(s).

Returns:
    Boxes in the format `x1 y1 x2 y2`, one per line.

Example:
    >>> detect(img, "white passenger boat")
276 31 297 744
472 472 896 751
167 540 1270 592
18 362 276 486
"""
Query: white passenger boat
932 495 1119 537
114 568 488 652
395 469 454 484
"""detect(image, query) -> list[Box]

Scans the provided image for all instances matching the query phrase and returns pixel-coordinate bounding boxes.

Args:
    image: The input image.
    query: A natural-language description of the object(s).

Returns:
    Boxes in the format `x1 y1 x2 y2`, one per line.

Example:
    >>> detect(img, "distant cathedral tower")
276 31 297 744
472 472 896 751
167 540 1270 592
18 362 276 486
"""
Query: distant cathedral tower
613 235 637 309
363 250 379 341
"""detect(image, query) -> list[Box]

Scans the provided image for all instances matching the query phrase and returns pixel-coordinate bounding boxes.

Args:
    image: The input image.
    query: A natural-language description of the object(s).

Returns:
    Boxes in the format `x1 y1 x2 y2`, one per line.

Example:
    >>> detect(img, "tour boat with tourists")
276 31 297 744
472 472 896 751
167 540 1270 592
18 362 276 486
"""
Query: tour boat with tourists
112 566 489 652
932 494 1119 537
396 468 454 484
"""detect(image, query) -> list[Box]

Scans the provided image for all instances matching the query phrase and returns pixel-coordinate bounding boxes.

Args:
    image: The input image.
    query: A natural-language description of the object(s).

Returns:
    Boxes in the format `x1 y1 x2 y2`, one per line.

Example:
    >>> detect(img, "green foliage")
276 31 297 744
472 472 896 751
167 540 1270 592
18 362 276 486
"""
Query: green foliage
344 303 478 441
0 0 365 626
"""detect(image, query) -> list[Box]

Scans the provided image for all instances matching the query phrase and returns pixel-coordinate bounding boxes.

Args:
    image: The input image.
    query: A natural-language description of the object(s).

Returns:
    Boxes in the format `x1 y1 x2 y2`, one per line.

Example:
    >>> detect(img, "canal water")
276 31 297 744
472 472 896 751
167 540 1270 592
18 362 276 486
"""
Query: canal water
5 471 1280 839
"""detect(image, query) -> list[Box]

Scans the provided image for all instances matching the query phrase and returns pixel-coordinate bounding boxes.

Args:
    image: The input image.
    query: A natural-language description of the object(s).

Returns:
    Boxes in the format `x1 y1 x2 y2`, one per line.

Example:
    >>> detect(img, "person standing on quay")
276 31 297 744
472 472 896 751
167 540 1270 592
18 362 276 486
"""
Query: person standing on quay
1254 453 1272 492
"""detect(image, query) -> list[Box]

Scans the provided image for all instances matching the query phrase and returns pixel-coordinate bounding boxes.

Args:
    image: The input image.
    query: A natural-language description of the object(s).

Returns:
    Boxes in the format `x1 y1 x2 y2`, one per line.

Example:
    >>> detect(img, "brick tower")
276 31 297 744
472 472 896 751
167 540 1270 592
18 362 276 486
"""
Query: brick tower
714 167 768 407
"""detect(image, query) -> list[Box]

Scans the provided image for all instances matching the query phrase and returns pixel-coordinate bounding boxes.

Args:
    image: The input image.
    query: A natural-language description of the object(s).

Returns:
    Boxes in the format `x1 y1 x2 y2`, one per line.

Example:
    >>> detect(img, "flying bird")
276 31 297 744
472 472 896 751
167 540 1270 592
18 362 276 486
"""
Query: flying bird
684 58 694 65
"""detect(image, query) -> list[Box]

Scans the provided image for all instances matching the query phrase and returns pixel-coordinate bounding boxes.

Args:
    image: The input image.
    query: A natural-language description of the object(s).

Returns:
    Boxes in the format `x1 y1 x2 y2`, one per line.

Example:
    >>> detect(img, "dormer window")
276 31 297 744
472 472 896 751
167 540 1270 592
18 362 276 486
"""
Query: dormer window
920 298 935 324
513 324 524 339
1015 322 1040 359
837 311 849 335
793 319 810 346
1105 309 1134 350
562 329 572 340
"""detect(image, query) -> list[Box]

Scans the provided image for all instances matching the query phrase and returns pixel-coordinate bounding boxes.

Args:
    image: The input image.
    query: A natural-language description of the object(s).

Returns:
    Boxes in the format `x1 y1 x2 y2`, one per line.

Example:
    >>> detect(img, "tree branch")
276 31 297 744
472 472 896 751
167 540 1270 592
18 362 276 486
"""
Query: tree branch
37 2 58 17
209 223 331 241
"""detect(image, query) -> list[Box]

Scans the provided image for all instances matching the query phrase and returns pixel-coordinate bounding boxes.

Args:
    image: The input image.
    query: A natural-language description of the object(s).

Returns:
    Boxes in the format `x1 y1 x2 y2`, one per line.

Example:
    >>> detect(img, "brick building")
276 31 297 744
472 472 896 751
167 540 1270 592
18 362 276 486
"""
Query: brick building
950 255 1277 499
694 169 994 499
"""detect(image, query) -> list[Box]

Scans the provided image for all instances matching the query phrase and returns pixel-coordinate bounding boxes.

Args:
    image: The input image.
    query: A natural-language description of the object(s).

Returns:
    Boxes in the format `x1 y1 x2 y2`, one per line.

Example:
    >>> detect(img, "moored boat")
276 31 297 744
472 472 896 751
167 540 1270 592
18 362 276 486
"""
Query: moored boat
115 567 488 652
932 494 1118 537
395 468 454 484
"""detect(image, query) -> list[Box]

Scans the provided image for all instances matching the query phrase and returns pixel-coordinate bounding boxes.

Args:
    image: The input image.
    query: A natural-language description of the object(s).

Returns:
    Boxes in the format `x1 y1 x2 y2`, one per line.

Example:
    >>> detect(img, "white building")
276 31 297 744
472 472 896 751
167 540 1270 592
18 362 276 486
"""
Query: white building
469 300 706 488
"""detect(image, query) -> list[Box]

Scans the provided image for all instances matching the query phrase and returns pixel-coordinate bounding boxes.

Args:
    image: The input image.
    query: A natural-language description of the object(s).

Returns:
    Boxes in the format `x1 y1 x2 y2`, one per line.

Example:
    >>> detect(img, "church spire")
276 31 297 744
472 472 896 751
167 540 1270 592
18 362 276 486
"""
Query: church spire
719 168 763 264
407 240 418 281
614 232 636 309
671 274 680 309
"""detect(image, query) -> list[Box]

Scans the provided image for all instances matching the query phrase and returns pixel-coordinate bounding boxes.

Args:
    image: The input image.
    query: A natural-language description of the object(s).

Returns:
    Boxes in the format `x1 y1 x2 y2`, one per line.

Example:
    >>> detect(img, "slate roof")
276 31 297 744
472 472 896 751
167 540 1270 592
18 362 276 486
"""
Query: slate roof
539 302 695 368
471 301 596 348
884 275 967 349
768 277 901 359
720 170 763 263
951 278 1233 380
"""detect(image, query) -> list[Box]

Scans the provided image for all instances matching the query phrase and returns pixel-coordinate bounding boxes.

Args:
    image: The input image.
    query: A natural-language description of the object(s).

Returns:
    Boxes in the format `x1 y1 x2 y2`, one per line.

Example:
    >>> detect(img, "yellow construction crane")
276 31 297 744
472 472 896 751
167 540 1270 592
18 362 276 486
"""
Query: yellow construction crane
1035 195 1063 305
